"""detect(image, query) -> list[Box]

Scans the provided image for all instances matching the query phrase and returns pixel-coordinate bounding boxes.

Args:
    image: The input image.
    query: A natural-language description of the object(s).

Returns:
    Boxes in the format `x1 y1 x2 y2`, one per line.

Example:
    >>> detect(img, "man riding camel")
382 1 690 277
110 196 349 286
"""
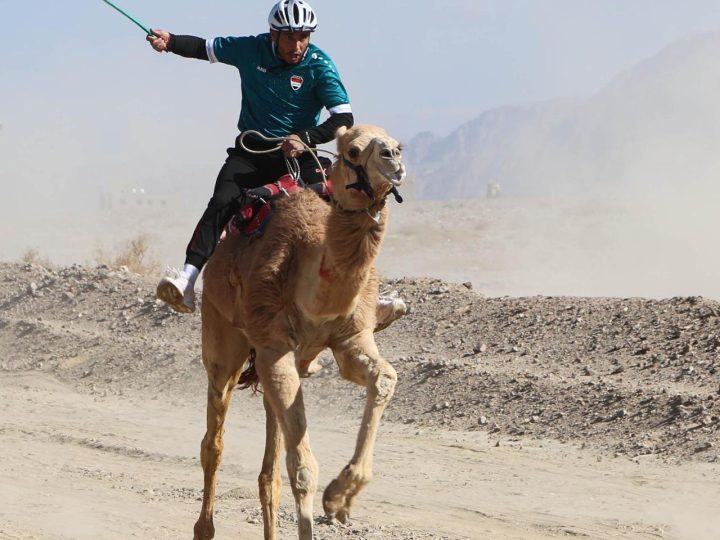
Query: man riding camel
147 0 405 326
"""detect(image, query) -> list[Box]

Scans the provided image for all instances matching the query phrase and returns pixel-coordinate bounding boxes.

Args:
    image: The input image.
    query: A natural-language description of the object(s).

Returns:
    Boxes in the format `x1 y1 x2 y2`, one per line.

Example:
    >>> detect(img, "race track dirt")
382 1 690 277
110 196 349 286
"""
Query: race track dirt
1 262 719 539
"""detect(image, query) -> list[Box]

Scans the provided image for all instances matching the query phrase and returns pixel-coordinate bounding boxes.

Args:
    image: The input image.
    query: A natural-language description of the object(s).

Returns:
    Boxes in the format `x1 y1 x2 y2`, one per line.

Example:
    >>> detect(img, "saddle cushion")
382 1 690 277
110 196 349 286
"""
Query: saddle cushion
223 174 333 238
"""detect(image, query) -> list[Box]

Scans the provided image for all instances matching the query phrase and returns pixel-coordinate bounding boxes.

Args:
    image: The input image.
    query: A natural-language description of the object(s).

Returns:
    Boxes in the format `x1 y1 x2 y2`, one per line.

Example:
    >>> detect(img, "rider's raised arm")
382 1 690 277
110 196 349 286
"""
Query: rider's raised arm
158 34 252 64
167 34 211 60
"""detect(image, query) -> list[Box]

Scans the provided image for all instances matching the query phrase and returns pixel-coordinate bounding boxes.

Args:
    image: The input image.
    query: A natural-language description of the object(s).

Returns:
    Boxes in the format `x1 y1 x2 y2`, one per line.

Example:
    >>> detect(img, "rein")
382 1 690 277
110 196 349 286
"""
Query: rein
239 129 403 222
238 130 335 191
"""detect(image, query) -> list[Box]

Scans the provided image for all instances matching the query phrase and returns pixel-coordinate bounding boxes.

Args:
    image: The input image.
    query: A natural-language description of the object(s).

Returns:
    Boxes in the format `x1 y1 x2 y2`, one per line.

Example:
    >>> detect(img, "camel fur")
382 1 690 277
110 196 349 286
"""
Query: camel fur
193 124 406 540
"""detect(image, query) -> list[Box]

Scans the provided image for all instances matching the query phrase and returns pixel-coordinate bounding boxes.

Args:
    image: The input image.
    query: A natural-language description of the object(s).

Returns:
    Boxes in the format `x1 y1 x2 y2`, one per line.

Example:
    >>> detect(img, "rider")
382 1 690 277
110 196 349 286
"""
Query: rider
148 1 406 327
148 0 352 313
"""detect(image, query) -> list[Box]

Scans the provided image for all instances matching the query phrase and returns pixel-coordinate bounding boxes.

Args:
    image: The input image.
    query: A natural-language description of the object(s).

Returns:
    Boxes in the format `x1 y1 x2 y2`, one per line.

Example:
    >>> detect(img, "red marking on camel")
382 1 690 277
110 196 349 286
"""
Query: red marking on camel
318 252 333 282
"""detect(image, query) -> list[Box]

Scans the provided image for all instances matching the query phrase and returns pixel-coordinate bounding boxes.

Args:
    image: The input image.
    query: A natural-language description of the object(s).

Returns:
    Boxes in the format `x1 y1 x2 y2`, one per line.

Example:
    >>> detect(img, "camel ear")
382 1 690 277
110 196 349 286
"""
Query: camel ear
335 126 348 139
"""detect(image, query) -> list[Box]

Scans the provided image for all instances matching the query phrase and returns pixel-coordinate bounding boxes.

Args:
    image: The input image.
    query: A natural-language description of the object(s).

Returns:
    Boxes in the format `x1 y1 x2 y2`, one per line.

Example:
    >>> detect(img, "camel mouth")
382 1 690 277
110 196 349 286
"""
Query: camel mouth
380 165 406 187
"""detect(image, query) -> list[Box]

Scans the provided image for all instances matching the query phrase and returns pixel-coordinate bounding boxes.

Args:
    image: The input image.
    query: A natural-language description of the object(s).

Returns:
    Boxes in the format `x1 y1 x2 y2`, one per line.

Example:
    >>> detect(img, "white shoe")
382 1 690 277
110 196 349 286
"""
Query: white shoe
375 293 407 332
156 267 196 313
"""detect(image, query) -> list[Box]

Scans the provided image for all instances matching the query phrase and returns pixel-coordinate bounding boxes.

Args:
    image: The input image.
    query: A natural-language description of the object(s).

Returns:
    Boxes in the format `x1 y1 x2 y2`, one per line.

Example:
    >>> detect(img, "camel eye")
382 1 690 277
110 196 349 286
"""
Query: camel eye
380 149 392 158
348 147 360 160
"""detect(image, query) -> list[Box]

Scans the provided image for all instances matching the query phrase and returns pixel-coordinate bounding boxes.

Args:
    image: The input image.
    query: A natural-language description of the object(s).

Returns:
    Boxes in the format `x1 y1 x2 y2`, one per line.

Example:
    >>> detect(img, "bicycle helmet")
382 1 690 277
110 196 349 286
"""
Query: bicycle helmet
268 0 318 32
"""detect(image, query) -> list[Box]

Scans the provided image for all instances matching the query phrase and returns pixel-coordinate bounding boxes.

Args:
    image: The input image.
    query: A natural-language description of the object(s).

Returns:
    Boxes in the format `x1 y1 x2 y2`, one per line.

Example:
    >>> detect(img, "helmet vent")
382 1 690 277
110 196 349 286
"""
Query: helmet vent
269 0 318 32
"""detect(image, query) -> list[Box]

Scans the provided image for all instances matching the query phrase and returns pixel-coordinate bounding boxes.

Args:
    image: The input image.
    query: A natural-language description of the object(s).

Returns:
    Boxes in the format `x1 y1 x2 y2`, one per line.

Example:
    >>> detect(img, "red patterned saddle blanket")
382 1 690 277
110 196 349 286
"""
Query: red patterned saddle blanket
223 174 333 238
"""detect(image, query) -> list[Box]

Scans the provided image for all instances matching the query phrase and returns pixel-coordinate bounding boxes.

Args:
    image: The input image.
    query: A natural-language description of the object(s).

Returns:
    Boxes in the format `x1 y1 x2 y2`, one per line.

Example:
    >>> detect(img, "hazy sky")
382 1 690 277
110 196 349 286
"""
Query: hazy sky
3 1 720 134
2 1 720 223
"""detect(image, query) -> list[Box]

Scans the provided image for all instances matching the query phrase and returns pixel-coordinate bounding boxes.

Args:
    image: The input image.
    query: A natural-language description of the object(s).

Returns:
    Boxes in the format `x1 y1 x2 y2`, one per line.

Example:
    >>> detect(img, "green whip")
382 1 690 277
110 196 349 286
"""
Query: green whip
100 0 153 36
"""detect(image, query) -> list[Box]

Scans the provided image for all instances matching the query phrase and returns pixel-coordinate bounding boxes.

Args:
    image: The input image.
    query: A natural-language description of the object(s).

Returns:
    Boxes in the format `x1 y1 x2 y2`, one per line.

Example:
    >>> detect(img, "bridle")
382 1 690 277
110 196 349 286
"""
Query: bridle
238 130 403 222
337 139 404 222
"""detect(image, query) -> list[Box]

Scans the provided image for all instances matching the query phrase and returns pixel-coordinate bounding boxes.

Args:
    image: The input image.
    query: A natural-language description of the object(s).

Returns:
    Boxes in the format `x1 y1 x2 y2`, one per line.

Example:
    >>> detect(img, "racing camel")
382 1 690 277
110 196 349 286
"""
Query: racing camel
193 124 406 540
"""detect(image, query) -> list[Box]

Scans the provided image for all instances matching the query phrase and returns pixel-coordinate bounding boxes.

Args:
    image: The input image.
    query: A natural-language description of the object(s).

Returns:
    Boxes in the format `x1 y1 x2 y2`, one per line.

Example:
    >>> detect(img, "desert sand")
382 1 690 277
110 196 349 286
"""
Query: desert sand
1 256 719 539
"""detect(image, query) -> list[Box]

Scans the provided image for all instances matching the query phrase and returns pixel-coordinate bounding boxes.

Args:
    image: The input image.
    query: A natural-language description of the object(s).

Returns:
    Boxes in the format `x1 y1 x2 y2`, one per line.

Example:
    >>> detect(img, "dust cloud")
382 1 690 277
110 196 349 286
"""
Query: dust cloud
394 31 720 300
2 32 719 301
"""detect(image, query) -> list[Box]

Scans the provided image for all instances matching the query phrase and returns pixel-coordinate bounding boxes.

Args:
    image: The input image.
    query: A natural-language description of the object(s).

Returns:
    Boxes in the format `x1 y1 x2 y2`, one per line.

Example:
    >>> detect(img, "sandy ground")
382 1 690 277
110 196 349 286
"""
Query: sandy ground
1 259 719 539
2 372 719 540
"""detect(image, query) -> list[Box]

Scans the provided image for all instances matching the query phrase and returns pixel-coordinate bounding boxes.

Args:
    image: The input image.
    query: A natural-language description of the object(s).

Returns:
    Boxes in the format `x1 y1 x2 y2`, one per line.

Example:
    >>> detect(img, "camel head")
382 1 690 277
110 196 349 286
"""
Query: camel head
332 124 406 212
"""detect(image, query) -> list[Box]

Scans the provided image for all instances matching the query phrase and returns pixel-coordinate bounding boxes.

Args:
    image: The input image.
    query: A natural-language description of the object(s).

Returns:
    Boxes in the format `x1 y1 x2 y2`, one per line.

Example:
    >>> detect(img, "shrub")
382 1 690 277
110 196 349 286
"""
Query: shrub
19 248 55 269
95 233 158 275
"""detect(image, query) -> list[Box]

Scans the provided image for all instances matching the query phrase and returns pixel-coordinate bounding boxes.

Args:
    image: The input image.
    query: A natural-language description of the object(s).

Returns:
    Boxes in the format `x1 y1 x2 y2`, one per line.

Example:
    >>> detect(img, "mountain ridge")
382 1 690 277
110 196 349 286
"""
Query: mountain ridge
408 30 720 199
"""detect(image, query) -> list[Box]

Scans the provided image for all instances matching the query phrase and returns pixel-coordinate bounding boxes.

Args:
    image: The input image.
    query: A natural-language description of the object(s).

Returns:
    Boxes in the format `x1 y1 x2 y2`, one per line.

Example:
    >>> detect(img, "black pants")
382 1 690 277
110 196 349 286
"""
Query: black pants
185 142 322 270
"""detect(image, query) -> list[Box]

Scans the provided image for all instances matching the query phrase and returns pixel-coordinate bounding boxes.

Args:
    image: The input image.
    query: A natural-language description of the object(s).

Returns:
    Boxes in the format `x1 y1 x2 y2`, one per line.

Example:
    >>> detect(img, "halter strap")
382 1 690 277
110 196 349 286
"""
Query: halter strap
343 157 375 200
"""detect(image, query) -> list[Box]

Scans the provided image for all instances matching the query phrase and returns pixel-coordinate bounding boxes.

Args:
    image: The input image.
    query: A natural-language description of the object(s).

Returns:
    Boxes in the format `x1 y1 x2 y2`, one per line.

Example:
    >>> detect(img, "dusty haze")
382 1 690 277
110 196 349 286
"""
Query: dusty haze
3 8 720 538
2 28 719 300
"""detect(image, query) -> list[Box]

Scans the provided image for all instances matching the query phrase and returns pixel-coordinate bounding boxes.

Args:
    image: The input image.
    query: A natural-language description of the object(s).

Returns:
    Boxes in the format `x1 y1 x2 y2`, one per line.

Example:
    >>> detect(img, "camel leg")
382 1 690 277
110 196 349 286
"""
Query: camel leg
194 301 248 540
258 394 283 540
255 347 318 540
324 332 397 523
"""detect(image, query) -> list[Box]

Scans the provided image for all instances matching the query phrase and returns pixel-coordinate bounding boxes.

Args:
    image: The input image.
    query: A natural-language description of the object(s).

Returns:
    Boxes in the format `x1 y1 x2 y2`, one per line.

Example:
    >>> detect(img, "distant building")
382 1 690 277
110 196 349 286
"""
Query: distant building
100 187 170 212
486 183 501 199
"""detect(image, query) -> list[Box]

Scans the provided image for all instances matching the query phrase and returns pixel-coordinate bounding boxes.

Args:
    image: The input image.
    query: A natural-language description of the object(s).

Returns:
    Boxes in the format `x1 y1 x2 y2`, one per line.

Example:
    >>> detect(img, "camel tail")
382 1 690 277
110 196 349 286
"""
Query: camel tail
237 348 261 394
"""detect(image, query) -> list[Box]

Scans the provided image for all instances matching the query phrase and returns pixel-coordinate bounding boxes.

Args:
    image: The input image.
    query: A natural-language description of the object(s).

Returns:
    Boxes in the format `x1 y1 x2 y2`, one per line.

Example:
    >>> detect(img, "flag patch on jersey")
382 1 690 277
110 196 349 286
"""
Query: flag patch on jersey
290 75 304 91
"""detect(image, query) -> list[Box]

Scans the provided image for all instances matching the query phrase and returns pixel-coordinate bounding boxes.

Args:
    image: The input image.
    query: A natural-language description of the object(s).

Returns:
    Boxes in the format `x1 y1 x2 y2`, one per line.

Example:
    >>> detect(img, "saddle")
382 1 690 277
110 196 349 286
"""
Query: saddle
223 173 333 238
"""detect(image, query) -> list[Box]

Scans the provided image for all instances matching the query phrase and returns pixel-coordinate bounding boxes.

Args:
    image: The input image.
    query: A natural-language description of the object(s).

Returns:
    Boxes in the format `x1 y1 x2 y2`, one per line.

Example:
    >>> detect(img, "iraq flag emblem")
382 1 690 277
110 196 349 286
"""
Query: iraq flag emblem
290 75 304 91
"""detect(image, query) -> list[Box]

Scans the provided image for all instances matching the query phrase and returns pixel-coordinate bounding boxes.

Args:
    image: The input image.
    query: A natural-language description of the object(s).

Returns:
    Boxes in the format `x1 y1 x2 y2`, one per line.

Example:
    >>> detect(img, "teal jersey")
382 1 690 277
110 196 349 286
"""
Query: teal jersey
207 33 351 138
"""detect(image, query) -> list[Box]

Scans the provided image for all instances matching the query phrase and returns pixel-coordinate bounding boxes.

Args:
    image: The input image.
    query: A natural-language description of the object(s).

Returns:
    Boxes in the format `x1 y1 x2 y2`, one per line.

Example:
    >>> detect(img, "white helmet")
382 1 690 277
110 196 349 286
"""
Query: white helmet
268 0 318 32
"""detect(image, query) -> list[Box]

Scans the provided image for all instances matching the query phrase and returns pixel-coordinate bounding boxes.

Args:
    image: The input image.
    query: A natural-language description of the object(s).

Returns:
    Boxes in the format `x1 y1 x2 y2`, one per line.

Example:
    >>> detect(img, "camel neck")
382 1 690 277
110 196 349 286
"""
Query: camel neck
325 204 387 280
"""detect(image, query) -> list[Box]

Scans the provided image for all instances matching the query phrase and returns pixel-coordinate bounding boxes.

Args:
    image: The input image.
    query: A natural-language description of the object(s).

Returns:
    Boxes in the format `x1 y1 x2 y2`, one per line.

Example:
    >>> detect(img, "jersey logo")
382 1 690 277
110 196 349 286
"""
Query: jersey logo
290 75 304 91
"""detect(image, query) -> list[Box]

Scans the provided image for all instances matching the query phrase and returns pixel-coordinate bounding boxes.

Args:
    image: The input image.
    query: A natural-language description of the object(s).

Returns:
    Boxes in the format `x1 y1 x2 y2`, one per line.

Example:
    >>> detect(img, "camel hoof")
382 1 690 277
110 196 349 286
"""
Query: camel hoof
322 479 353 523
299 359 323 378
335 509 350 524
323 512 350 526
374 295 407 332
193 520 215 540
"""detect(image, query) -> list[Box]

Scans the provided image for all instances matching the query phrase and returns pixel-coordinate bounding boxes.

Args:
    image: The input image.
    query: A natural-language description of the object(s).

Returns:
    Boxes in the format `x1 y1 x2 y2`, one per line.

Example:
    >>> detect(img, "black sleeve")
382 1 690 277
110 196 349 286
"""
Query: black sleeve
297 113 354 146
167 34 209 61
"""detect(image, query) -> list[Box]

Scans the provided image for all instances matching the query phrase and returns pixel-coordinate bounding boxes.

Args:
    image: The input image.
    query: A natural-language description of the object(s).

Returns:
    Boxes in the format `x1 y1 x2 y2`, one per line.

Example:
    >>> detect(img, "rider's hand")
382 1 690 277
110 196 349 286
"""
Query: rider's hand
282 135 306 158
147 29 171 52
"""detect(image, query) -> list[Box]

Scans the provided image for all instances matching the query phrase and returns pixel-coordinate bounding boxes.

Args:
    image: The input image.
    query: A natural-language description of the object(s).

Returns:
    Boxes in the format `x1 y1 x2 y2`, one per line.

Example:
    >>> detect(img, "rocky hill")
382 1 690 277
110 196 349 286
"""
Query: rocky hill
409 31 720 199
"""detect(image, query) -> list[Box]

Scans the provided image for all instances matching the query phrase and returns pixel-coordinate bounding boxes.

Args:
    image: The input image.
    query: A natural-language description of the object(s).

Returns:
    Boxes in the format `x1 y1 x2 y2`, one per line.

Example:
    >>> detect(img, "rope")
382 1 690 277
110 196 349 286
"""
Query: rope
238 130 336 189
239 131 399 222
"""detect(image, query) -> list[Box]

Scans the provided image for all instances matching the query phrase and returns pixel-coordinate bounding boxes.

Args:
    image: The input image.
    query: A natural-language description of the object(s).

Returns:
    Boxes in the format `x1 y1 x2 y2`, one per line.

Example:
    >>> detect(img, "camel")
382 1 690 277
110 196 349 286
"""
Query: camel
193 124 406 540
